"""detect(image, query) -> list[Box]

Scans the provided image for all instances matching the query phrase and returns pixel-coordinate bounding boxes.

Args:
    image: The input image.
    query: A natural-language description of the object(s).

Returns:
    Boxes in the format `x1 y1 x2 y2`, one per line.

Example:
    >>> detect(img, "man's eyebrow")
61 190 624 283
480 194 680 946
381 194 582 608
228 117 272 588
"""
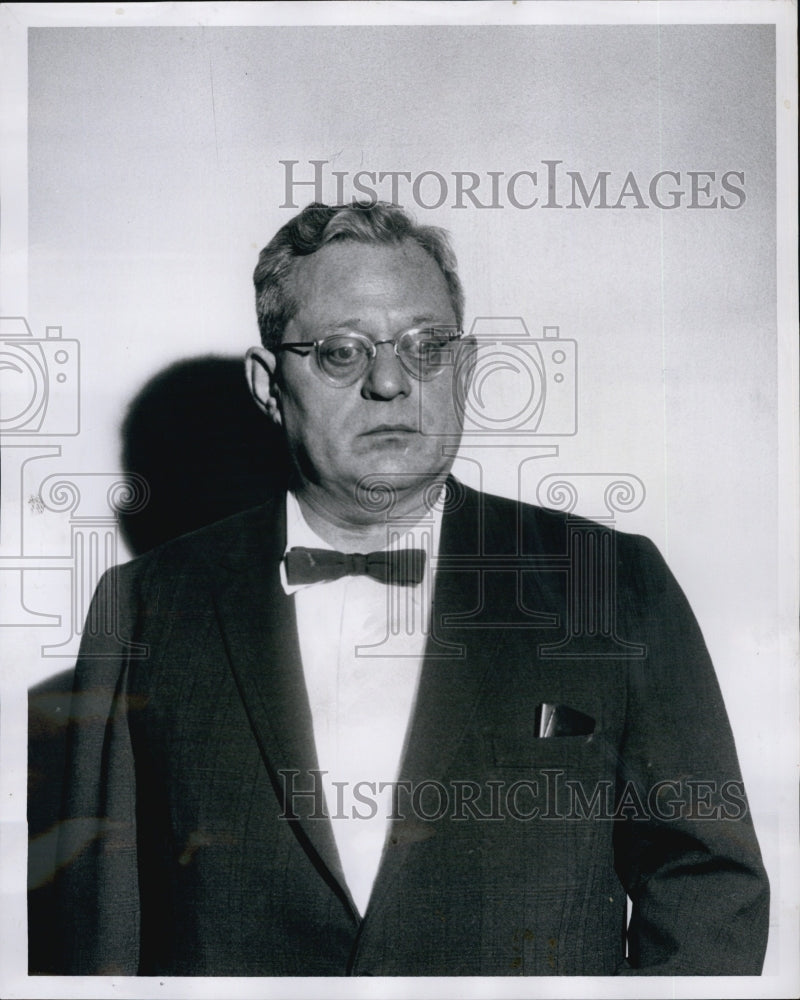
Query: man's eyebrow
324 315 456 334
409 315 457 327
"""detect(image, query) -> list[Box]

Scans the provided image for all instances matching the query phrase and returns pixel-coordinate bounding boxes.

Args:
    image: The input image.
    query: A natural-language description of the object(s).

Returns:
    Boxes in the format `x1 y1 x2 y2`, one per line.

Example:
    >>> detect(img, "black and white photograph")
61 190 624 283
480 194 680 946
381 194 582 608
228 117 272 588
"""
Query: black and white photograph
0 2 797 998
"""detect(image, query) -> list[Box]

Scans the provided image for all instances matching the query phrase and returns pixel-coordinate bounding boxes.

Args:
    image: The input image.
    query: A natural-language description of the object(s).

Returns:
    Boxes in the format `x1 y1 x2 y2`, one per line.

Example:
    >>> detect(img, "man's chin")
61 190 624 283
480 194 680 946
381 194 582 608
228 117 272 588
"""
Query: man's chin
348 462 452 518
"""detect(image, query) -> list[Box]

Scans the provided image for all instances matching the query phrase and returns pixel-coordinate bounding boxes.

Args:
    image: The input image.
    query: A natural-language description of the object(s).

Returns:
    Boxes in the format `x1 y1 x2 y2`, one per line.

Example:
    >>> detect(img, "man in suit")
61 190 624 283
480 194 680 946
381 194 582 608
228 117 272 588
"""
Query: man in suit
55 201 769 976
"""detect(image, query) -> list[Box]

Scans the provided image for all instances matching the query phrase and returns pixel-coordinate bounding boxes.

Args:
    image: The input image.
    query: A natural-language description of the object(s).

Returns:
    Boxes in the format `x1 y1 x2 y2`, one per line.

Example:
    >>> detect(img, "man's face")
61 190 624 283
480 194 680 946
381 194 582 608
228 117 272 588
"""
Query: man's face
252 239 467 519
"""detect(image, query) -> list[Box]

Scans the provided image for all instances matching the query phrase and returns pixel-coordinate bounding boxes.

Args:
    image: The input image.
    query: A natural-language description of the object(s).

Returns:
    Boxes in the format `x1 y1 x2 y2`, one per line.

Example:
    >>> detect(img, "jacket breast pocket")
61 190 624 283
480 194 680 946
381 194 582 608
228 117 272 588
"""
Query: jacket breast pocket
491 732 598 771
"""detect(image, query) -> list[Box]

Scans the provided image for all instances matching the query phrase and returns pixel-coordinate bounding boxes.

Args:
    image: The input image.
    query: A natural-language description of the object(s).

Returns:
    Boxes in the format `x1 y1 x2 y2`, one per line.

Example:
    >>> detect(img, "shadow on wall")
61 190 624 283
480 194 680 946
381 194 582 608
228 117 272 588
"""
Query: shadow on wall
118 355 289 555
28 355 289 973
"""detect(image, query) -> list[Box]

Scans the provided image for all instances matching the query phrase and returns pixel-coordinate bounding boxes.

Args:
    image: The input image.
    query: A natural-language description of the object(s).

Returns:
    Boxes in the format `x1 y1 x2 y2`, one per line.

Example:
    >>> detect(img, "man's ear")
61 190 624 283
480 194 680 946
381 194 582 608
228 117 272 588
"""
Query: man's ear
245 346 282 426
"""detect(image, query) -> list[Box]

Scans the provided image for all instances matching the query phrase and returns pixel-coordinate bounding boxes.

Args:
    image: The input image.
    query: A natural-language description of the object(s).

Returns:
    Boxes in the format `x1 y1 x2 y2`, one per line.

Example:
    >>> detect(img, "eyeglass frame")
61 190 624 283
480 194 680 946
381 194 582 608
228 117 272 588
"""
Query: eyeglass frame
273 325 465 387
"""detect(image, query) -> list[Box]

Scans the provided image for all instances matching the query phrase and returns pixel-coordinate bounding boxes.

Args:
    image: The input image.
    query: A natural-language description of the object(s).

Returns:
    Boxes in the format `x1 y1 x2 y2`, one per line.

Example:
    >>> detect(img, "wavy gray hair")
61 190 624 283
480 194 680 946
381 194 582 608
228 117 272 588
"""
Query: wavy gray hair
253 201 464 350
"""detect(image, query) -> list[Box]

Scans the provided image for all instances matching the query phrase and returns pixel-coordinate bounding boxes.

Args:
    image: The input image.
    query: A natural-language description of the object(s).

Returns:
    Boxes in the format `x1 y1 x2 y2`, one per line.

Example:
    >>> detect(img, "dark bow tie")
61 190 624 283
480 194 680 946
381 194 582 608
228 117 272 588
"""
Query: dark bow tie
284 546 426 586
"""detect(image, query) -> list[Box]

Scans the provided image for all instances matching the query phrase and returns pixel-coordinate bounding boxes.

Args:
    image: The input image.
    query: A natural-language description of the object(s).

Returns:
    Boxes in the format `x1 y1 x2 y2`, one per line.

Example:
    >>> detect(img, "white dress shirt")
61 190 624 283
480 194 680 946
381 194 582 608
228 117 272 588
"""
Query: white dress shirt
280 491 443 917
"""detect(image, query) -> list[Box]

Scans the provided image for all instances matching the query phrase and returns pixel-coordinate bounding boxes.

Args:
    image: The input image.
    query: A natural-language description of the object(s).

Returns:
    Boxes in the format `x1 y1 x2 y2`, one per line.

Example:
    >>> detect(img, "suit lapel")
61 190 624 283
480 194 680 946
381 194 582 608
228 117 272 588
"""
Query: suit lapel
397 483 499 787
211 497 357 917
357 485 507 911
396 481 566 789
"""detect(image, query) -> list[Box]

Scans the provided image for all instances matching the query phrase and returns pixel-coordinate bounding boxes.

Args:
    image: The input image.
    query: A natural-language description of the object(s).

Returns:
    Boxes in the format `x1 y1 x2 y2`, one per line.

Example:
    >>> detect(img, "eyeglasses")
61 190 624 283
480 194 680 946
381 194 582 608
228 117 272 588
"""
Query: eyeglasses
275 326 463 387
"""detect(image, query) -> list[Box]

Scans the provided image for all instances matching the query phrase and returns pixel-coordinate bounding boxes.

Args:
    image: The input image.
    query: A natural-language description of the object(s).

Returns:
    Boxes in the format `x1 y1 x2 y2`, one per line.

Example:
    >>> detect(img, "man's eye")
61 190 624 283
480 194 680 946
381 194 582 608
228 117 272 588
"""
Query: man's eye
323 340 364 367
414 337 450 365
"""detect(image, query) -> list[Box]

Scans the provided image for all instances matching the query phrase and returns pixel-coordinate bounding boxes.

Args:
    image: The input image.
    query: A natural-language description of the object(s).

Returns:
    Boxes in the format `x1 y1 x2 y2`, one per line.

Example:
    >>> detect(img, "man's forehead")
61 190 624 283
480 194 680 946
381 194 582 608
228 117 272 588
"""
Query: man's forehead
287 239 453 315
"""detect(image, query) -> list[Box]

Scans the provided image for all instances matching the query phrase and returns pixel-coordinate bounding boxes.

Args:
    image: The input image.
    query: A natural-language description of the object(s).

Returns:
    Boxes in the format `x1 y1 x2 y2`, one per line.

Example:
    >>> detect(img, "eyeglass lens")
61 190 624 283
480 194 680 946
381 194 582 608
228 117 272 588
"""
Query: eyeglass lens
317 329 457 383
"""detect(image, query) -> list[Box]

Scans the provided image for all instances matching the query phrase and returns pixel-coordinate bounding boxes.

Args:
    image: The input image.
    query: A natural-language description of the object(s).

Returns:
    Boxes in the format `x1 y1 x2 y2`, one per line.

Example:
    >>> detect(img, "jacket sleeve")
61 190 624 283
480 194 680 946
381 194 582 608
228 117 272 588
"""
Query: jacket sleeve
55 561 143 975
612 535 769 974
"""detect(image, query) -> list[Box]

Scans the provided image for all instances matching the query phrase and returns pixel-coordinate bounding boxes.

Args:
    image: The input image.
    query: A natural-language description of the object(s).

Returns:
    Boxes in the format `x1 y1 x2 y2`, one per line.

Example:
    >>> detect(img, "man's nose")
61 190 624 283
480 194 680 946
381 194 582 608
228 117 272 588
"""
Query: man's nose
361 342 412 400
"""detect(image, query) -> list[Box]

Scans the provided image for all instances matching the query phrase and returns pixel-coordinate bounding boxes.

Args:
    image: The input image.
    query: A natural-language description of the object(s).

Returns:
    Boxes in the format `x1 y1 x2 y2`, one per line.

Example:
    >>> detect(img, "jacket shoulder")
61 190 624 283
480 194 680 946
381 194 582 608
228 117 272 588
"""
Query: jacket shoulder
459 482 649 547
115 500 280 587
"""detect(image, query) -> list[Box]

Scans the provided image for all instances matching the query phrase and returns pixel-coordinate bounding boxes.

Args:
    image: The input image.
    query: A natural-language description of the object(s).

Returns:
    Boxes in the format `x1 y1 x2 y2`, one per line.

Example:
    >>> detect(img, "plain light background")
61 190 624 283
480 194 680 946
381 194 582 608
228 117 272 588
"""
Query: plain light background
1 4 796 999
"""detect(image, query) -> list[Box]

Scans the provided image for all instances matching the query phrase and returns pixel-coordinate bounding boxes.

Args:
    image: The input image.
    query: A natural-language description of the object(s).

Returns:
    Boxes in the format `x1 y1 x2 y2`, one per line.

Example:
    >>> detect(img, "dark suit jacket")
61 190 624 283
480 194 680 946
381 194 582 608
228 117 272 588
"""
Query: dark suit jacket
54 483 769 976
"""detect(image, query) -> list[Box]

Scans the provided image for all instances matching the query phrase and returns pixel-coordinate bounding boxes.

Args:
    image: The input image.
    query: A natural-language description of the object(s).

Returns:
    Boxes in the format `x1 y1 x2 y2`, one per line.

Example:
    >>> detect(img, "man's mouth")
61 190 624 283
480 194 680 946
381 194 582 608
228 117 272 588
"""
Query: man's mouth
361 424 417 436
